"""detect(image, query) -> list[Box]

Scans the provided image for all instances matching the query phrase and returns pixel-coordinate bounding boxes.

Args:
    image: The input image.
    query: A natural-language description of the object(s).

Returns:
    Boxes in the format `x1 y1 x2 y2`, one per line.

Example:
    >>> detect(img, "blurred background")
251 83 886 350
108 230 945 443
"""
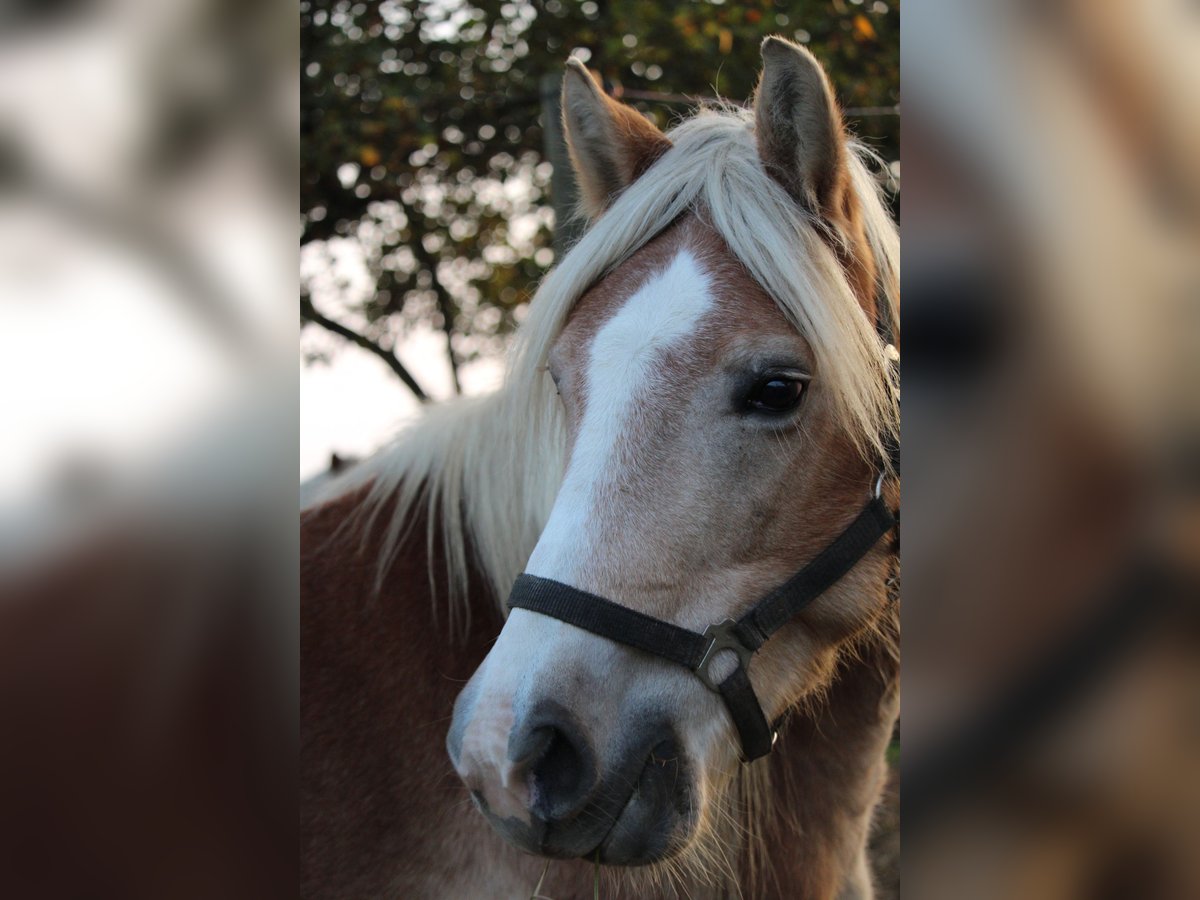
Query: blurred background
902 1 1199 897
298 0 899 482
1 0 297 897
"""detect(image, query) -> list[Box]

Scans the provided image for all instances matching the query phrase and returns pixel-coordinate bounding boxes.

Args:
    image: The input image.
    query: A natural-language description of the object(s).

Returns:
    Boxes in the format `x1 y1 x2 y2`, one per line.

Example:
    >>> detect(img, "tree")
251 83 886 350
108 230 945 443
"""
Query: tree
300 0 899 400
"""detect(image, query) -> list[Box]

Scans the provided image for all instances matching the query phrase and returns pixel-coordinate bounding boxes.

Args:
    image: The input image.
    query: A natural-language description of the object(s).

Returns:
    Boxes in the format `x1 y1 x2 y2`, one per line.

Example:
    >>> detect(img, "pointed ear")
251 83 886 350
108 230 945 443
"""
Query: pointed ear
561 58 672 219
754 37 852 222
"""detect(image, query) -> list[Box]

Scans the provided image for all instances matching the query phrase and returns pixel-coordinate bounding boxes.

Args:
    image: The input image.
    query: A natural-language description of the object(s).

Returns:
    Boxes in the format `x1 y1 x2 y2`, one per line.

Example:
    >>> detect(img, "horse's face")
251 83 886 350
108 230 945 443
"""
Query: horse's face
449 39 887 866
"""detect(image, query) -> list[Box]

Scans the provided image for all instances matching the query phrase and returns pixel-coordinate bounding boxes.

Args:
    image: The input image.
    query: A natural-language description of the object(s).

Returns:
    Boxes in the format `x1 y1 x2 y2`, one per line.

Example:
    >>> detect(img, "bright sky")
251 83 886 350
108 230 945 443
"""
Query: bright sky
299 325 505 481
299 231 509 482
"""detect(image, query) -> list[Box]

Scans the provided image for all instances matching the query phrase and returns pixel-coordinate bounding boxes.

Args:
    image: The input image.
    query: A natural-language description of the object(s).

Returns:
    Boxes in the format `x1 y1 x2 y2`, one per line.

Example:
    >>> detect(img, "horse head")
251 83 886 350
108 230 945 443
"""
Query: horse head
448 37 898 870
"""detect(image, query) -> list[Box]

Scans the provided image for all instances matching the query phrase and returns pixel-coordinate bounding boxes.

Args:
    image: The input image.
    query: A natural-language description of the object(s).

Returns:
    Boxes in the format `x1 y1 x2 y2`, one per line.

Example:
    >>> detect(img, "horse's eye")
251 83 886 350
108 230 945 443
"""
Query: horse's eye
744 376 805 414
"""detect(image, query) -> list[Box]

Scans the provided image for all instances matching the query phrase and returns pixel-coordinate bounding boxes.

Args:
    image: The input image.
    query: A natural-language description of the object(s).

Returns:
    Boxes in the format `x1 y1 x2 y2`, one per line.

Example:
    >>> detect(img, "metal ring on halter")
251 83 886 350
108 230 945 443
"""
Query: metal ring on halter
695 619 754 692
873 471 886 500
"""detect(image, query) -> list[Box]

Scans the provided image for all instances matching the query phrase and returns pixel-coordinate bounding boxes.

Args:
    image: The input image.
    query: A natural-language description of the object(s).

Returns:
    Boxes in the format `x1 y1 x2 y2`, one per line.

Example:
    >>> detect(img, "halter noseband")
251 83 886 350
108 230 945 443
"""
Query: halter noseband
507 293 899 762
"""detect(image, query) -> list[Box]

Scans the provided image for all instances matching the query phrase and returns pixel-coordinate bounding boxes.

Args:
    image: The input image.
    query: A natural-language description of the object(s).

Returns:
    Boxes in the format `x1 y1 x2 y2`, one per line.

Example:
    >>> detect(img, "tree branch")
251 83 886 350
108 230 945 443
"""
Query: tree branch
397 197 462 395
300 296 430 403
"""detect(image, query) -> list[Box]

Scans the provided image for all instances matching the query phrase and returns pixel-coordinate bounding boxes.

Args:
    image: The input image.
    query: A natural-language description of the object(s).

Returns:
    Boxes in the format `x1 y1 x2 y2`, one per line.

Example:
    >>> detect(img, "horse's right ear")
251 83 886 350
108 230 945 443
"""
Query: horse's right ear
561 59 672 219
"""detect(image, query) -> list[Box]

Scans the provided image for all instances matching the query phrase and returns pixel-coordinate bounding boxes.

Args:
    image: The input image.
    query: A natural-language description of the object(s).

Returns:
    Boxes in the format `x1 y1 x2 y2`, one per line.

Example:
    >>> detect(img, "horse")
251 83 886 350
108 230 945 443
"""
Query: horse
302 37 899 899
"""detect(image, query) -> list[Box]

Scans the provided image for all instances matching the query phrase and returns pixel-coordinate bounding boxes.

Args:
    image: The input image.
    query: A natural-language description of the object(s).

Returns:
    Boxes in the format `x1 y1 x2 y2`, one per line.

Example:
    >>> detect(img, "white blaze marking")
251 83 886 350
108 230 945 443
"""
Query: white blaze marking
526 249 714 583
456 250 714 806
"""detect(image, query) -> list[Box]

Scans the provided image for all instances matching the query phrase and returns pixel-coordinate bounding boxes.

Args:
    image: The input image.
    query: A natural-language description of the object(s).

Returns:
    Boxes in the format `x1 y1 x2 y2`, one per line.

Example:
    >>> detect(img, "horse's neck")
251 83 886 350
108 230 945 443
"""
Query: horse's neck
301 486 518 898
751 629 899 900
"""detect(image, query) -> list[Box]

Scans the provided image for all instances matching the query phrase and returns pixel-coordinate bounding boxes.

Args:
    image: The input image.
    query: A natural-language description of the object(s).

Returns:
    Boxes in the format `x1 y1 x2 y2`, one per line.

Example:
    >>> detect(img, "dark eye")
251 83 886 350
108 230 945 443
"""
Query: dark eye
744 376 805 414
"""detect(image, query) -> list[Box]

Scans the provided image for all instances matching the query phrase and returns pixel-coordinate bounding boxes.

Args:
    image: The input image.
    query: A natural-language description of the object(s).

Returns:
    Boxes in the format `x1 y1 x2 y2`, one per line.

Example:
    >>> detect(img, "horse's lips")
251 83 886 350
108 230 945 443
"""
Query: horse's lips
474 739 692 866
592 740 690 866
473 782 622 862
589 774 644 863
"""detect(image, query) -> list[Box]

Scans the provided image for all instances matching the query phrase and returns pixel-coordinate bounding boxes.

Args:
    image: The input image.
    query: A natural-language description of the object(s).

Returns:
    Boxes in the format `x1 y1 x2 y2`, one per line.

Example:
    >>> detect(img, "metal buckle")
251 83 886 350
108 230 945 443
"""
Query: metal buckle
874 471 886 500
695 619 754 692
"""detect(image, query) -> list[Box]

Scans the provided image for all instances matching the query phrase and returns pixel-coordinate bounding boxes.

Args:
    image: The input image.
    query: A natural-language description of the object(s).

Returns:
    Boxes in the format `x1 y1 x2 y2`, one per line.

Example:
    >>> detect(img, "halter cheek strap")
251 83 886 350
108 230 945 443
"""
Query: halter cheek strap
506 491 897 762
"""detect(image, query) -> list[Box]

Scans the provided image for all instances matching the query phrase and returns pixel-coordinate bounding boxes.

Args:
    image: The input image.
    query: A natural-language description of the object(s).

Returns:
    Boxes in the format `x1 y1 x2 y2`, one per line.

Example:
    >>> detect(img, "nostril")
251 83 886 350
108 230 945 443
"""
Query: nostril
649 738 679 768
509 713 596 822
510 724 555 767
531 727 587 816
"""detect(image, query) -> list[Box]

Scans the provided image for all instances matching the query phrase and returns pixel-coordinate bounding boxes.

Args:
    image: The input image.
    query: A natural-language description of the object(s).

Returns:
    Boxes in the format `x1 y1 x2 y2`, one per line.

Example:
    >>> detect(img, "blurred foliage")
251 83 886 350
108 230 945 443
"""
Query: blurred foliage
300 0 899 392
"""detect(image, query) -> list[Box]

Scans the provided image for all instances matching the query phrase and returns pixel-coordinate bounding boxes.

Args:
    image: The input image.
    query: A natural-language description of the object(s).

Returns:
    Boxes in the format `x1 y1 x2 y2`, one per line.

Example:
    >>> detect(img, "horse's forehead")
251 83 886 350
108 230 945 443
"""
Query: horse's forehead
553 219 778 368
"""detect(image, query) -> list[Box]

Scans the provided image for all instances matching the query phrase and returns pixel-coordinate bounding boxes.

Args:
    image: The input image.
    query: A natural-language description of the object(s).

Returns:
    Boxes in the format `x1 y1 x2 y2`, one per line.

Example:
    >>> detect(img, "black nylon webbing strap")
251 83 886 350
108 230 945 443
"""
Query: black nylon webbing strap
510 574 777 760
508 574 710 670
732 497 897 650
506 493 897 763
717 666 775 761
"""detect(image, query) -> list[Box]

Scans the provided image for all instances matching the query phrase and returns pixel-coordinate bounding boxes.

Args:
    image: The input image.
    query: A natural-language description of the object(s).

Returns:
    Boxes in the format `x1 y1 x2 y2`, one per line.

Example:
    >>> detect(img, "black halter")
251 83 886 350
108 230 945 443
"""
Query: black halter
507 300 899 762
507 484 896 761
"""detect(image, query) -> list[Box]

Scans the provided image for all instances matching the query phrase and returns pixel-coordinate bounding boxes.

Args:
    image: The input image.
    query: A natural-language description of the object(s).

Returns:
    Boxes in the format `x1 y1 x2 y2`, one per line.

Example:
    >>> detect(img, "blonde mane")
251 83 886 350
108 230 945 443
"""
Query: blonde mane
323 106 899 634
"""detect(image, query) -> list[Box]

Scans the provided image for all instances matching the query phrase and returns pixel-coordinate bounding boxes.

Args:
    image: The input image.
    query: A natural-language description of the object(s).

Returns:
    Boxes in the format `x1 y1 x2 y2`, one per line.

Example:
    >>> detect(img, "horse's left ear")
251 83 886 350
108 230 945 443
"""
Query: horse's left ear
754 37 852 223
561 58 672 219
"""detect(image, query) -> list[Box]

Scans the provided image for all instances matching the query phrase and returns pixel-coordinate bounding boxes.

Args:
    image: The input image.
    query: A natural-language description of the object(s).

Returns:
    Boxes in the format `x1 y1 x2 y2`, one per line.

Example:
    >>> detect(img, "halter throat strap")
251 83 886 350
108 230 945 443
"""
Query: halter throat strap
506 492 897 762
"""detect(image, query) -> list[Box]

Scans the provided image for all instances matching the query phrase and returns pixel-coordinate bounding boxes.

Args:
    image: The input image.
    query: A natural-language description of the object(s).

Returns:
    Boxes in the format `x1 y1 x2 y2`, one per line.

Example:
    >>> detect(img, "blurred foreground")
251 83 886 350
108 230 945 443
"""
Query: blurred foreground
0 0 296 896
902 1 1199 897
